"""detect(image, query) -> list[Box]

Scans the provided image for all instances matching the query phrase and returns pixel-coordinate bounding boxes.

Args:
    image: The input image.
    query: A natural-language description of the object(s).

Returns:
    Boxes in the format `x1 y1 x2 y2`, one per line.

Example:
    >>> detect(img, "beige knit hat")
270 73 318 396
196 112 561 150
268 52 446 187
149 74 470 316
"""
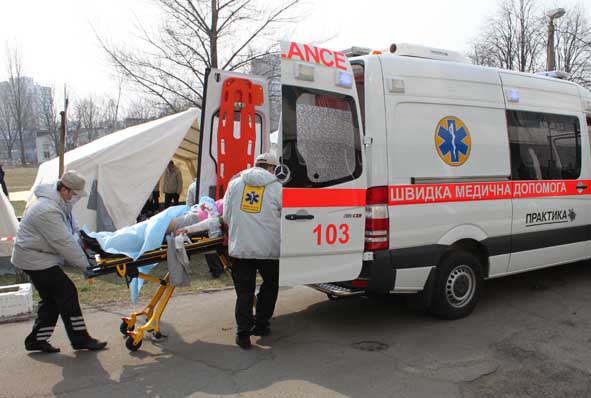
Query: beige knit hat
59 170 86 193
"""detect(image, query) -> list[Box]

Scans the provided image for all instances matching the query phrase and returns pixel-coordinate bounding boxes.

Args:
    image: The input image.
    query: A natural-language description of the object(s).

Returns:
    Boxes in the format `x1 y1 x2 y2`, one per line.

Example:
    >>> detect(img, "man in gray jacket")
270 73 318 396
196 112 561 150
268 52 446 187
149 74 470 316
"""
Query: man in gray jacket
12 171 107 353
163 160 183 208
224 153 281 349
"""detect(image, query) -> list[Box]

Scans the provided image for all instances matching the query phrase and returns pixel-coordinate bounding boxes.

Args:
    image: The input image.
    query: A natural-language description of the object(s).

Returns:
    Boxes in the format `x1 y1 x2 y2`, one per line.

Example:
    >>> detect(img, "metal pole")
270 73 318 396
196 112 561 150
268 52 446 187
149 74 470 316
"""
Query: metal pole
58 88 68 177
58 111 65 177
547 18 556 71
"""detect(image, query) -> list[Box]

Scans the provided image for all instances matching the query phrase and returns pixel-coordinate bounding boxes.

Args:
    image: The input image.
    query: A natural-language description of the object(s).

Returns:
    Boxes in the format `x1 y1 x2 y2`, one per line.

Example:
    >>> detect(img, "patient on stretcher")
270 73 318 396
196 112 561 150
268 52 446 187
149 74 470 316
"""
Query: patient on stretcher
81 196 223 261
166 196 223 236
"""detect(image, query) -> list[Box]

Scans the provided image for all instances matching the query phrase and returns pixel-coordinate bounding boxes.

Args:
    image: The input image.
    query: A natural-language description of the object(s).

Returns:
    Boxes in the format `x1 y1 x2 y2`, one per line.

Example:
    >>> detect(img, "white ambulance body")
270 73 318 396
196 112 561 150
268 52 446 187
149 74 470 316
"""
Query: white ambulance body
201 41 591 319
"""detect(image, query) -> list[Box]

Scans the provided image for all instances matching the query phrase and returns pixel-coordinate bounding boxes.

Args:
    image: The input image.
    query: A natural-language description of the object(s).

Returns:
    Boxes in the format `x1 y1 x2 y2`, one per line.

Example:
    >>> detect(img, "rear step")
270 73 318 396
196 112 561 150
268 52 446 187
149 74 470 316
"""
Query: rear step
309 283 365 298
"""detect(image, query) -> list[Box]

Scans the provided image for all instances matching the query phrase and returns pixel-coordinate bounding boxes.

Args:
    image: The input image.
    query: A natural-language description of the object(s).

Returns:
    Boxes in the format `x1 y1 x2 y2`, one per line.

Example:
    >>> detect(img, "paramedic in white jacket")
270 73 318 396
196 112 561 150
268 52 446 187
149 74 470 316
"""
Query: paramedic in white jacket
11 171 107 353
223 153 281 349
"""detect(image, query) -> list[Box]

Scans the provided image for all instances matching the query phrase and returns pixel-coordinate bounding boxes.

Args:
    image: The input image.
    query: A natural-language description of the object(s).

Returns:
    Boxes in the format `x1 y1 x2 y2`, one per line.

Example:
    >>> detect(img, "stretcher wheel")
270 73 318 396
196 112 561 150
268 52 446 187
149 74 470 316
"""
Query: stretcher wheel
120 320 134 335
125 336 142 351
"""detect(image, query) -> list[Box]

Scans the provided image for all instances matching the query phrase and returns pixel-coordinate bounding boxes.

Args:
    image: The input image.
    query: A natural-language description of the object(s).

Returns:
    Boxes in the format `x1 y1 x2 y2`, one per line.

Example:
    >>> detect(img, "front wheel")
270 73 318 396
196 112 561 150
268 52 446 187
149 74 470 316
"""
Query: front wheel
430 250 482 320
125 336 142 351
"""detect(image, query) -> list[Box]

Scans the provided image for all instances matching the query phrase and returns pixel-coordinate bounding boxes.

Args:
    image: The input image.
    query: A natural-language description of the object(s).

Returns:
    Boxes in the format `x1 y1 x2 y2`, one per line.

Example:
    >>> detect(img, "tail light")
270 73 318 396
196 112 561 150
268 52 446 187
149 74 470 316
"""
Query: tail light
365 186 389 251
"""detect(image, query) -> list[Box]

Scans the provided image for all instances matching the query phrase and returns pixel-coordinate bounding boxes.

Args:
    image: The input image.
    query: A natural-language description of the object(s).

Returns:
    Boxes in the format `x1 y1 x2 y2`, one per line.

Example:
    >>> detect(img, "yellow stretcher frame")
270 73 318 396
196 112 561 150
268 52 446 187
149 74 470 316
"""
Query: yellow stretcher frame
85 236 229 351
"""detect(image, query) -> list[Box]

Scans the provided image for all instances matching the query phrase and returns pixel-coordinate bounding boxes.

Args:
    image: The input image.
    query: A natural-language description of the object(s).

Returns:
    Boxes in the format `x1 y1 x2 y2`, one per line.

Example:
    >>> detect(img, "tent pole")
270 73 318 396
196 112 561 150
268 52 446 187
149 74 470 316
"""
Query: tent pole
58 87 68 177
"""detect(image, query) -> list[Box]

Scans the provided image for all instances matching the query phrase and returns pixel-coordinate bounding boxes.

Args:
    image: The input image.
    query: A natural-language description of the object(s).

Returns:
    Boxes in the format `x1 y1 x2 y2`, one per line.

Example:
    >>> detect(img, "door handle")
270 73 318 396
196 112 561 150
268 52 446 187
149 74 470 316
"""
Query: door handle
576 184 588 190
285 214 315 221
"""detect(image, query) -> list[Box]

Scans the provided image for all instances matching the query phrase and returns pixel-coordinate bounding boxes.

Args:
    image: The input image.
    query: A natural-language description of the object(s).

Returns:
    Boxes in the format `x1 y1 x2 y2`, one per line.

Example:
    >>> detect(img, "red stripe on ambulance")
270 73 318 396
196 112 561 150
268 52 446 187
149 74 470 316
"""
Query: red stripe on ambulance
283 188 366 208
389 180 591 206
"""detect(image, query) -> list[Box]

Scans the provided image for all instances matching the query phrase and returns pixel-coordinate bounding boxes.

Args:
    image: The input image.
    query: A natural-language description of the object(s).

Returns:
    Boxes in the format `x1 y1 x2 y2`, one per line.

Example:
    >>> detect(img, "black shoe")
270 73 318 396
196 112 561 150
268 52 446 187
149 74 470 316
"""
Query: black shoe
235 335 251 349
72 337 107 351
25 340 61 353
251 325 271 337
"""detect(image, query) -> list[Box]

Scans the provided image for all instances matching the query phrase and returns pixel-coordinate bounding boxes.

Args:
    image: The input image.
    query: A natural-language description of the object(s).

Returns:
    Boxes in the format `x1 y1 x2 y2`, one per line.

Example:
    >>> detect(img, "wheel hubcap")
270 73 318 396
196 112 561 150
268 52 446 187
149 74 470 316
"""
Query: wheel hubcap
445 265 476 308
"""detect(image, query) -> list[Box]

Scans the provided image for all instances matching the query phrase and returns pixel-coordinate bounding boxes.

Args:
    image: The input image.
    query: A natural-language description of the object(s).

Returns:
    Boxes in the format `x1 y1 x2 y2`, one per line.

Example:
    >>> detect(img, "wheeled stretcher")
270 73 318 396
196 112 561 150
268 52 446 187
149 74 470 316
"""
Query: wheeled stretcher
82 231 229 351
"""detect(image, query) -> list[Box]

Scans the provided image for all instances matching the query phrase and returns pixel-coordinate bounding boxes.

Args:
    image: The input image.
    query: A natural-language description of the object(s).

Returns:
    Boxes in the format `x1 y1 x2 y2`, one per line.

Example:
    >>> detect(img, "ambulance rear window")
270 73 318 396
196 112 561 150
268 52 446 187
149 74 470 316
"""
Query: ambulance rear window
281 85 362 188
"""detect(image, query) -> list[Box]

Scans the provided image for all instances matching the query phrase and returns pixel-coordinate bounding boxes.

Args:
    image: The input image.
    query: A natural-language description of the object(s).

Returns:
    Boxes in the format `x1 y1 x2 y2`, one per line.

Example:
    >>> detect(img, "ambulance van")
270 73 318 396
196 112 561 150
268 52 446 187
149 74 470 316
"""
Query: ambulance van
198 41 591 319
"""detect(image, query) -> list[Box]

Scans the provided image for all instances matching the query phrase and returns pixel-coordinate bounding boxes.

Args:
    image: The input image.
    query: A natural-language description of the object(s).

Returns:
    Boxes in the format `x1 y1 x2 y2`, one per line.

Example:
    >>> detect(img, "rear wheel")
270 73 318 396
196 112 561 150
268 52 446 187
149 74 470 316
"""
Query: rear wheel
120 320 134 335
430 250 482 319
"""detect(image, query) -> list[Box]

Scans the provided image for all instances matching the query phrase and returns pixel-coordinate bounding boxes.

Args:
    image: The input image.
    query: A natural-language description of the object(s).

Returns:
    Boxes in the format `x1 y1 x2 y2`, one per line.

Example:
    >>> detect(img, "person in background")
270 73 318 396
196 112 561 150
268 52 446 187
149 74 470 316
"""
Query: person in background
11 171 107 353
0 163 8 196
186 179 197 207
151 177 161 214
223 153 282 349
163 160 182 208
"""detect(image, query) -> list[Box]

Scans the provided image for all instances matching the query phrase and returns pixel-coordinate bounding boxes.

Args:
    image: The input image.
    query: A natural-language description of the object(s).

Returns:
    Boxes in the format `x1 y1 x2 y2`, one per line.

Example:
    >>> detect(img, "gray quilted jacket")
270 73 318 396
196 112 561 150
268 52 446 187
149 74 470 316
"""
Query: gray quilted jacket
11 183 89 271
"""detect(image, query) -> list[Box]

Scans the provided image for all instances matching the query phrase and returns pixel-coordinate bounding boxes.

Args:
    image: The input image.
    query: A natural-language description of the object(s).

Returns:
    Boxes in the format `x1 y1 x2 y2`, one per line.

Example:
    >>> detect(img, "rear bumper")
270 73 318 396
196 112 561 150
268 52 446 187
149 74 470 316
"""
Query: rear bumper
310 248 438 296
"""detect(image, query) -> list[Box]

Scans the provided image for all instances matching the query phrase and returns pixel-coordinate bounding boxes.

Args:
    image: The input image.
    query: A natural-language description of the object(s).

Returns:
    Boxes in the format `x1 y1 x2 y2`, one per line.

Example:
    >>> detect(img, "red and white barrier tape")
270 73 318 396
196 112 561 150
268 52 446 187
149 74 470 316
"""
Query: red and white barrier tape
0 236 15 242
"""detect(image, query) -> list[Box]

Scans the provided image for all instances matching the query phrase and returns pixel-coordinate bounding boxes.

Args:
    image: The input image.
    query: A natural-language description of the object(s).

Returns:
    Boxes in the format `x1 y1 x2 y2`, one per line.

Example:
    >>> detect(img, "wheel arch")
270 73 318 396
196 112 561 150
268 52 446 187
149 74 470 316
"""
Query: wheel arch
437 225 490 278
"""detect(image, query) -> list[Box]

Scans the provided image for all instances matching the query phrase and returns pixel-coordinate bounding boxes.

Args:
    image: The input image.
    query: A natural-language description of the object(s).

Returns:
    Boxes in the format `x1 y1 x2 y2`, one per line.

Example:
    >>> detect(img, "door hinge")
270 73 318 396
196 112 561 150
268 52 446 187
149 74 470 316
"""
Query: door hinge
363 136 373 146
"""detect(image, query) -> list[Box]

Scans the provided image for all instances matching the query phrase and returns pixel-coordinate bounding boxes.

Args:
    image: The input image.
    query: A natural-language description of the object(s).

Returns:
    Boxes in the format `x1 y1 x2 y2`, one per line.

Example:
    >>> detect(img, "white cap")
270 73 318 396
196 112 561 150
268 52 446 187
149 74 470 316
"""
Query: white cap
255 152 278 166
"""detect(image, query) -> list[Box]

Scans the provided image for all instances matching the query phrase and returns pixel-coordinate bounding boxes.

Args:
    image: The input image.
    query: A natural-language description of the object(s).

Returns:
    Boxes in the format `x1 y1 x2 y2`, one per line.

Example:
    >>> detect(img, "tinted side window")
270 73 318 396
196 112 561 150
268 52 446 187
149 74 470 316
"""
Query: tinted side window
282 85 362 188
507 110 580 180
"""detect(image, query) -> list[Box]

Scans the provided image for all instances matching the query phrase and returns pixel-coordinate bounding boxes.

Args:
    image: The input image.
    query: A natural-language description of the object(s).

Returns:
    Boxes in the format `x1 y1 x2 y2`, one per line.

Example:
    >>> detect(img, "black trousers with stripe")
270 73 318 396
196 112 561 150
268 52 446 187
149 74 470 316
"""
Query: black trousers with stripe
230 258 279 337
24 266 90 345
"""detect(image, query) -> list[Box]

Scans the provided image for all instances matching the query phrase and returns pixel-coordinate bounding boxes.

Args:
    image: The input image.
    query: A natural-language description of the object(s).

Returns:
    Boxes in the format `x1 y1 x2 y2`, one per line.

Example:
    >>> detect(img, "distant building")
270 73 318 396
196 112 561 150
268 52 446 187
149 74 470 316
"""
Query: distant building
250 55 281 133
36 131 57 162
0 77 52 165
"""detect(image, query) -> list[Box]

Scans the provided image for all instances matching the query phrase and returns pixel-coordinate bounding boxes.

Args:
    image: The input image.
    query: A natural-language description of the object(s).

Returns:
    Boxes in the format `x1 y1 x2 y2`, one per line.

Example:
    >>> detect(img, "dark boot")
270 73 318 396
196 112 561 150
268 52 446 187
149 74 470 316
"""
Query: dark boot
251 324 271 337
235 334 251 349
72 337 107 351
25 340 61 353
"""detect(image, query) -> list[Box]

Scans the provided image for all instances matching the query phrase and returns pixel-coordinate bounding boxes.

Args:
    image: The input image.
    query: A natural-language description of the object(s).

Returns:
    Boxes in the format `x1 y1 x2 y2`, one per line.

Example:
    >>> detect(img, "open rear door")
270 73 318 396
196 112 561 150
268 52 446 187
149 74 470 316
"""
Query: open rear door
279 41 367 285
198 69 270 200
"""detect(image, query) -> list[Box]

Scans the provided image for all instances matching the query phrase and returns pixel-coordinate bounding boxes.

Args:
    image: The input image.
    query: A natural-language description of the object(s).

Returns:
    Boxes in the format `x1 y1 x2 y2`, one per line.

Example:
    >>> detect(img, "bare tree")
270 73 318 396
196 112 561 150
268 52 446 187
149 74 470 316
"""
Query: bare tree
99 0 301 112
554 5 591 87
39 87 60 155
125 97 159 120
0 85 18 160
103 74 124 131
468 0 544 72
5 46 33 165
75 96 103 142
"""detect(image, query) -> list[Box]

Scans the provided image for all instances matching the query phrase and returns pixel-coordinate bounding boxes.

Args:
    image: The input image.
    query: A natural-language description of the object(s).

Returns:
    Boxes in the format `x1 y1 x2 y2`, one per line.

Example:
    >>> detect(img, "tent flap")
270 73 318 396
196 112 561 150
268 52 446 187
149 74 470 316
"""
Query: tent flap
29 108 201 231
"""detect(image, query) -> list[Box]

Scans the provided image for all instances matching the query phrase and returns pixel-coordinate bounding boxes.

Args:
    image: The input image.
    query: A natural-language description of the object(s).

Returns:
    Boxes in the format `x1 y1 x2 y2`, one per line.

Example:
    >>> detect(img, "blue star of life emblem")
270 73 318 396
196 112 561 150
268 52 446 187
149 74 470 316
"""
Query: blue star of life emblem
435 116 471 166
245 191 259 205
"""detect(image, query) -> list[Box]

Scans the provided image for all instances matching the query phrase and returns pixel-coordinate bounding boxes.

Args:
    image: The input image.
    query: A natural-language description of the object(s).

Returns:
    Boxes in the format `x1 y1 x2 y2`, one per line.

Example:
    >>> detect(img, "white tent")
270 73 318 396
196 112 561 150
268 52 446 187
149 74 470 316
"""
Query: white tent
30 108 201 231
0 190 18 238
0 190 18 258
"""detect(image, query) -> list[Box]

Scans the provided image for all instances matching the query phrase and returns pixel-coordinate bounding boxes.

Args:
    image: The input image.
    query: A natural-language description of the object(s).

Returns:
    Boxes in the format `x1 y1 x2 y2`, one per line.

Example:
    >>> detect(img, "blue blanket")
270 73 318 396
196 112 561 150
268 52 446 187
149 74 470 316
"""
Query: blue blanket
85 205 189 304
84 205 189 261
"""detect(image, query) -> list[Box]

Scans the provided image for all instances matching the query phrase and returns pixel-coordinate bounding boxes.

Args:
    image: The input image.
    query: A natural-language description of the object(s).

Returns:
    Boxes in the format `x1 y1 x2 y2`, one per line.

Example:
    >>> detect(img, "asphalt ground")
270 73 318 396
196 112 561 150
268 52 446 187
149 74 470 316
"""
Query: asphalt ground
1 260 591 398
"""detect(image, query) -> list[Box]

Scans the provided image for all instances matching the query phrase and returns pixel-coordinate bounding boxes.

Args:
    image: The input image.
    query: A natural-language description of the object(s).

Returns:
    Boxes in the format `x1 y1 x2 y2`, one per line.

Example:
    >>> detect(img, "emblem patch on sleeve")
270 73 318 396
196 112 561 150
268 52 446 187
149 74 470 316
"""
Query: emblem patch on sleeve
241 185 265 213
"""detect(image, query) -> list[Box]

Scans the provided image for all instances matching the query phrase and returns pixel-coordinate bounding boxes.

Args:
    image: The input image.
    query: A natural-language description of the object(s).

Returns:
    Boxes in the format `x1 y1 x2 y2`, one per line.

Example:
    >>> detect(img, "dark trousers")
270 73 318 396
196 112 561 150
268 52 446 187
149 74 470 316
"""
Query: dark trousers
24 266 90 345
164 193 179 208
230 258 279 337
151 190 160 212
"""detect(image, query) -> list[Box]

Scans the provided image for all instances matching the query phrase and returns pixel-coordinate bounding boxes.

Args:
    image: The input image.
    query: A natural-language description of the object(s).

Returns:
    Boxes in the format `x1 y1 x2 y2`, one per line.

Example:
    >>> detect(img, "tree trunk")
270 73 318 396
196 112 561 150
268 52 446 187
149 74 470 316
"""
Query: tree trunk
210 0 218 69
18 129 25 166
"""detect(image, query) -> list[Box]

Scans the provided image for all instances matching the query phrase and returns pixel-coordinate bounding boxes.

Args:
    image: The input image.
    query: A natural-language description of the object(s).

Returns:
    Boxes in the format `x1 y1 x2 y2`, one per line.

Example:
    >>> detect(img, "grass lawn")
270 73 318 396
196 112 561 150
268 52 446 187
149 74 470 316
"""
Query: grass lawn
0 253 233 308
1 166 234 308
9 201 26 218
3 166 38 192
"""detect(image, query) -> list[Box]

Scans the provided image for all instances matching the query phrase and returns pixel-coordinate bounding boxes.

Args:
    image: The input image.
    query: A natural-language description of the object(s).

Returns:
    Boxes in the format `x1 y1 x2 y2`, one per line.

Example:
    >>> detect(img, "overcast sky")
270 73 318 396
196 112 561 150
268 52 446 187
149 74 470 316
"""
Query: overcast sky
0 0 586 101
